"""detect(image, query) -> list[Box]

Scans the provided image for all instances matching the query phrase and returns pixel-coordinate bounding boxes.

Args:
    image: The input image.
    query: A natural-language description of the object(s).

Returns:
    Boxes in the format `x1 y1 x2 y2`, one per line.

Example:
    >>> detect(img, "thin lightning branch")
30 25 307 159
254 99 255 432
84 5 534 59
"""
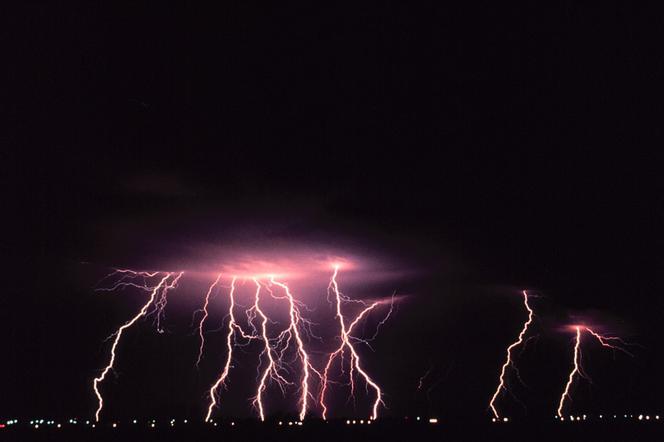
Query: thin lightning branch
195 273 223 367
150 273 183 333
319 266 389 421
113 269 161 277
416 365 434 391
366 293 396 343
95 269 162 293
488 290 534 419
584 328 634 357
556 326 633 418
92 272 175 422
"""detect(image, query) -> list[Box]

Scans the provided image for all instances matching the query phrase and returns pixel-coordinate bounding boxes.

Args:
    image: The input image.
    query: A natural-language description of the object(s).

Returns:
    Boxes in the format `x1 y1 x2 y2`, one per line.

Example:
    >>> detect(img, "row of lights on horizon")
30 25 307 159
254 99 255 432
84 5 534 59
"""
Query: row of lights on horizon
490 414 661 423
0 417 441 429
4 414 662 429
1 418 197 430
556 414 660 422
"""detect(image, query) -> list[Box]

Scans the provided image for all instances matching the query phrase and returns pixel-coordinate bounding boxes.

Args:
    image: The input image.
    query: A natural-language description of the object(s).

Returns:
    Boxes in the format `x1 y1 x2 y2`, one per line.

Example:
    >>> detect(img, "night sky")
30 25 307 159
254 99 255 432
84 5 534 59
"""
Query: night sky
4 2 663 423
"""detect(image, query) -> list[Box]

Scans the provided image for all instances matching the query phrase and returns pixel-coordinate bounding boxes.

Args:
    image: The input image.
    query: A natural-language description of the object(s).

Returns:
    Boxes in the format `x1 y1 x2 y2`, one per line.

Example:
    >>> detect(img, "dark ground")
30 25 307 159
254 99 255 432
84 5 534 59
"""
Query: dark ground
2 419 664 442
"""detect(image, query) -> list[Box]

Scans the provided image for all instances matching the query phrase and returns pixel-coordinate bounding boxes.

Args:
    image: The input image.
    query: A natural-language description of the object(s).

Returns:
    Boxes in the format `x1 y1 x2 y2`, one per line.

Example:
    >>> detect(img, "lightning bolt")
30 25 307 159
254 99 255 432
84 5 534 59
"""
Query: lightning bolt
92 271 183 422
556 325 633 419
556 326 583 419
319 265 392 420
250 278 293 421
205 277 257 421
269 277 314 421
194 273 223 368
488 290 534 420
206 276 320 422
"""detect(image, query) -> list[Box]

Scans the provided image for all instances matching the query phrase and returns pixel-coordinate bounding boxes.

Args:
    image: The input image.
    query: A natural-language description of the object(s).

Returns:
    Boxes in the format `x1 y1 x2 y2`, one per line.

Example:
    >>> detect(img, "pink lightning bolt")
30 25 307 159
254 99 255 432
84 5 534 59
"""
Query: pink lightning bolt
488 290 534 419
556 325 633 418
194 273 223 367
93 271 183 421
319 265 391 421
205 277 258 421
556 326 583 419
251 279 292 421
269 277 313 421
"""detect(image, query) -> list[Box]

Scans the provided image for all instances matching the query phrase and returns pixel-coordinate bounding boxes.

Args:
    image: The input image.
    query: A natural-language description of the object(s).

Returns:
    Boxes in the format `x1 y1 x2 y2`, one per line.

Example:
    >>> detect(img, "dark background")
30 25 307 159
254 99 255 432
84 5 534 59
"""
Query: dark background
3 1 663 423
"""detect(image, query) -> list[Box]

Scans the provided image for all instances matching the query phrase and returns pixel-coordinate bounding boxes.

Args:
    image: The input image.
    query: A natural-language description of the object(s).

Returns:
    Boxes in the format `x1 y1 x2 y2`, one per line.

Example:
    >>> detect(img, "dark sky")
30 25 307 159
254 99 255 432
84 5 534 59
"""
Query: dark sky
3 1 663 422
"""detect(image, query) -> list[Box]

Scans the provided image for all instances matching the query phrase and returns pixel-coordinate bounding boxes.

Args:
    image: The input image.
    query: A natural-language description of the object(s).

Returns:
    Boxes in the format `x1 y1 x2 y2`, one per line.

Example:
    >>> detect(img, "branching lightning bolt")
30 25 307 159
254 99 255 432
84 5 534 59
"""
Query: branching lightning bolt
488 290 534 420
149 273 183 334
92 271 183 422
269 277 315 421
205 277 257 421
556 326 583 419
556 325 633 418
319 265 392 420
250 279 293 421
95 269 161 293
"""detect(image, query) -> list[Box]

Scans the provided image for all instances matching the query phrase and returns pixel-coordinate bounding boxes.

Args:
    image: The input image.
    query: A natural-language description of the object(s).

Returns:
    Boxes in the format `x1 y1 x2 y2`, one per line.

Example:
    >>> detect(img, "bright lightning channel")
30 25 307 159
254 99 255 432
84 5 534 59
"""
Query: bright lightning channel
269 277 316 421
194 273 223 367
488 290 534 420
556 325 633 418
93 271 183 422
319 265 392 420
250 278 292 421
205 277 257 421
